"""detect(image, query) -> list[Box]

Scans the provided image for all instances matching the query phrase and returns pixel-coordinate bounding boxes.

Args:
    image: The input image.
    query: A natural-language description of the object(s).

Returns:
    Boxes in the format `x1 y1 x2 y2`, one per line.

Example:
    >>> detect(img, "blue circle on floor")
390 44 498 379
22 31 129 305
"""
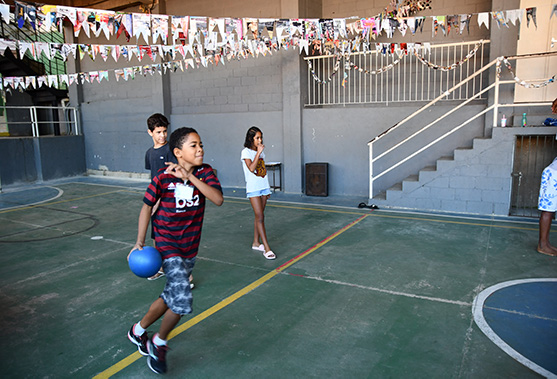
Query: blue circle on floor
473 279 557 377
0 186 62 210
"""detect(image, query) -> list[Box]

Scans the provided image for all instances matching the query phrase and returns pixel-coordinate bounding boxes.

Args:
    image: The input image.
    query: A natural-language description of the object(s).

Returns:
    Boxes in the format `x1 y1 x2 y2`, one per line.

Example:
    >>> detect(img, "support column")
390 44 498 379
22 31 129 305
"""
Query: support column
151 0 172 126
280 0 321 194
281 52 303 193
486 0 520 135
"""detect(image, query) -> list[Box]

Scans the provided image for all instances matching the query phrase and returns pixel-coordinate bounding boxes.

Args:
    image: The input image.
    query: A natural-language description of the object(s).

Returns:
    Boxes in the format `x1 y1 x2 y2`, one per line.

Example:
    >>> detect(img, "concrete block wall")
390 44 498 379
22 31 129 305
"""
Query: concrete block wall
79 74 160 174
170 54 283 115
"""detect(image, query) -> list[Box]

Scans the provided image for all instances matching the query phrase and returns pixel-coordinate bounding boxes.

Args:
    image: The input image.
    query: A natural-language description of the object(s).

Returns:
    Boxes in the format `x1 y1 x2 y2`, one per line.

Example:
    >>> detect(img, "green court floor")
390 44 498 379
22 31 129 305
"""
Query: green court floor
0 177 555 378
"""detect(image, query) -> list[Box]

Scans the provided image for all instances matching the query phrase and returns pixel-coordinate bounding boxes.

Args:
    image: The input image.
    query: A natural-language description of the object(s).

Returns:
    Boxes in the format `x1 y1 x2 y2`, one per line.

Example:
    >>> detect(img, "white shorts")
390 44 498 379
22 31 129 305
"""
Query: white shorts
538 166 557 212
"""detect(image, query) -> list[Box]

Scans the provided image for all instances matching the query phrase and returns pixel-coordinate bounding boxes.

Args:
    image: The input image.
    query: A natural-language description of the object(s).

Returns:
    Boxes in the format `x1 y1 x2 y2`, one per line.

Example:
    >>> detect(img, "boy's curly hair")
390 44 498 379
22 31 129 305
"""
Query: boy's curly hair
169 127 198 154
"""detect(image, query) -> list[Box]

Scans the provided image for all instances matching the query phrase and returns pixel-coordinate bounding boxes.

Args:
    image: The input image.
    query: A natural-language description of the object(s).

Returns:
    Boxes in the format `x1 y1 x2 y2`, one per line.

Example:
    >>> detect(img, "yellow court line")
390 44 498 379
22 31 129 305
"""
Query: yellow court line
365 212 540 231
227 198 540 232
225 198 371 216
92 213 370 378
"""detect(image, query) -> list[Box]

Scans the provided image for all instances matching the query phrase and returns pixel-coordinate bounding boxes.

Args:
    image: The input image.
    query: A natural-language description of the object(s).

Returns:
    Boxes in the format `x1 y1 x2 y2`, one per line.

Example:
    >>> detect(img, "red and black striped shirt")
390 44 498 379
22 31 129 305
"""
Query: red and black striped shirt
144 164 222 259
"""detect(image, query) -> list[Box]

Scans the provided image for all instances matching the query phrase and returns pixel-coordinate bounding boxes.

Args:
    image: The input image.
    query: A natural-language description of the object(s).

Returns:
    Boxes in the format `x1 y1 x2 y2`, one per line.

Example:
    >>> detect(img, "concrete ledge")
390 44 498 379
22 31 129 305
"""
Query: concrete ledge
87 169 149 180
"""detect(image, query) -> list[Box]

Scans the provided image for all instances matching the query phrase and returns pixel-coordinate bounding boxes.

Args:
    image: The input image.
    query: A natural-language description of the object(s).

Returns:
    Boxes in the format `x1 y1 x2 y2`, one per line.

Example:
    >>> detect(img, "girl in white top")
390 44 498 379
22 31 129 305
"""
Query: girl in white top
241 126 276 259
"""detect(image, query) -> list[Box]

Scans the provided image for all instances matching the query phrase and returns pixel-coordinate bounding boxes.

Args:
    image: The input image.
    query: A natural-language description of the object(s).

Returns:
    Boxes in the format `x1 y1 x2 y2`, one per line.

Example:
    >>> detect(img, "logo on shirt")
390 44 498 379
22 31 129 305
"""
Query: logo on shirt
175 182 199 212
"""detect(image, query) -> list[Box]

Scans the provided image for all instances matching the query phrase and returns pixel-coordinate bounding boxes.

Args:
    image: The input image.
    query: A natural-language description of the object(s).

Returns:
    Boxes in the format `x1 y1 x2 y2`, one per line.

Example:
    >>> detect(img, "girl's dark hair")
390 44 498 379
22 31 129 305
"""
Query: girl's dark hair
169 127 198 154
244 126 262 148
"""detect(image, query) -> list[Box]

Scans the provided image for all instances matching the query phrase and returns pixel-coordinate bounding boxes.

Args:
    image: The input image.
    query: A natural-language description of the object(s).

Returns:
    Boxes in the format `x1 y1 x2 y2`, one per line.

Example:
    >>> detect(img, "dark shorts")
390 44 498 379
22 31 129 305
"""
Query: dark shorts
161 256 195 315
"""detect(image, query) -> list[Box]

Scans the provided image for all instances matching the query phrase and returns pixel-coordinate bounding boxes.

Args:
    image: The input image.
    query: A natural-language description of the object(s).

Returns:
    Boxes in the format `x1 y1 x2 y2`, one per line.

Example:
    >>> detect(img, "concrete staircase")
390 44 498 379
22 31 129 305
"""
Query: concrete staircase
369 132 515 216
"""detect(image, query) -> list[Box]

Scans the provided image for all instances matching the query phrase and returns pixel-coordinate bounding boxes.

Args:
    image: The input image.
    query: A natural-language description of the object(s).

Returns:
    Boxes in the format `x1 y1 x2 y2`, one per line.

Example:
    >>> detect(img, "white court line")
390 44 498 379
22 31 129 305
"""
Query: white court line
472 278 557 379
192 255 472 307
288 273 472 306
0 186 64 210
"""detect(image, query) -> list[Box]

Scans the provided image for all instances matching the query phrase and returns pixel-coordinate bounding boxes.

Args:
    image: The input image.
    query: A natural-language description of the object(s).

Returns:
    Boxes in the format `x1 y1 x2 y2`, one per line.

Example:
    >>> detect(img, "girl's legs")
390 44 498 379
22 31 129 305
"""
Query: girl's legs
250 195 271 252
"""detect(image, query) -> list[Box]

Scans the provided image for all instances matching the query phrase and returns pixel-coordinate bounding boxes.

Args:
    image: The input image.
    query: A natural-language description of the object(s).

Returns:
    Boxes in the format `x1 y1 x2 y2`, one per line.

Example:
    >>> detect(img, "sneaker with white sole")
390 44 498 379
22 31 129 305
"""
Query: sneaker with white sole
147 337 169 374
127 324 148 356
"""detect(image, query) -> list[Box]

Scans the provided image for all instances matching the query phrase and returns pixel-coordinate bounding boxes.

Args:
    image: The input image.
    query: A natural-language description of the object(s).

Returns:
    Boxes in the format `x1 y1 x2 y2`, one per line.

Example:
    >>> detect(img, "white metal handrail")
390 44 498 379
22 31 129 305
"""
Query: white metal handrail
368 51 557 198
0 105 80 137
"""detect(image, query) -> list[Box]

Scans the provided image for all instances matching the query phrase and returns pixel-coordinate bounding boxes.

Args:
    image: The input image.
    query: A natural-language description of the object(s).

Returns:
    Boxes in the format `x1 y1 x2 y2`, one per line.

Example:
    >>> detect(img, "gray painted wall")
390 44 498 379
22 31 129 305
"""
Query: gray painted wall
0 137 37 184
76 46 492 199
0 136 85 186
68 0 498 201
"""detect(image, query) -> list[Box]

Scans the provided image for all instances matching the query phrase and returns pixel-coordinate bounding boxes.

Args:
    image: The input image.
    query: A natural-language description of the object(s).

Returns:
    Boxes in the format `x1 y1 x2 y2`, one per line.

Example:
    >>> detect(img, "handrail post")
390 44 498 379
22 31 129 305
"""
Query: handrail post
369 142 373 198
73 107 80 135
493 57 501 127
30 106 38 137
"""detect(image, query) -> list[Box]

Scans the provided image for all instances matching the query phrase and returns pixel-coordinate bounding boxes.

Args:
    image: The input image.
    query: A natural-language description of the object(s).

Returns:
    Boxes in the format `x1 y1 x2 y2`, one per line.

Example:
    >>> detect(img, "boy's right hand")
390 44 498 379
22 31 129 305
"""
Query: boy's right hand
128 243 144 261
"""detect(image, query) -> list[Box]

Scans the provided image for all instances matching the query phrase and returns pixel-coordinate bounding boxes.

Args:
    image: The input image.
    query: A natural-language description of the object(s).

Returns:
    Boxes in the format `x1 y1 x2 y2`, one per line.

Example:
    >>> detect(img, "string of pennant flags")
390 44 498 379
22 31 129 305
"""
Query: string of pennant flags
0 0 554 91
5 1 549 46
1 55 218 91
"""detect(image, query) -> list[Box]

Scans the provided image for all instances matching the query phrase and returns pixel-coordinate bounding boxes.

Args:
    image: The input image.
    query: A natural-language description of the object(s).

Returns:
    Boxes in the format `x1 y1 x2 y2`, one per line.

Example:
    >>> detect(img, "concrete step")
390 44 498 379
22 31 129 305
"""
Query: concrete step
402 174 420 192
370 136 498 210
437 155 455 170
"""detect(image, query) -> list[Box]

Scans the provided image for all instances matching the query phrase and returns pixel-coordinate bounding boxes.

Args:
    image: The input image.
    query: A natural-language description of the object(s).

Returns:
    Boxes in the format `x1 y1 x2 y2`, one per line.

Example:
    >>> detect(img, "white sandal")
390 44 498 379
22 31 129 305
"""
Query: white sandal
147 270 165 281
252 244 264 252
263 250 276 260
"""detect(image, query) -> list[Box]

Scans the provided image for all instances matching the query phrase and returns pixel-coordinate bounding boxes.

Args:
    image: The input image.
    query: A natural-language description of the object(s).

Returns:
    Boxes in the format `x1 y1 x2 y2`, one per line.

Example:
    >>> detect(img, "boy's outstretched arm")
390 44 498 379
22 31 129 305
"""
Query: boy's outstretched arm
165 163 224 206
188 174 224 206
128 203 153 260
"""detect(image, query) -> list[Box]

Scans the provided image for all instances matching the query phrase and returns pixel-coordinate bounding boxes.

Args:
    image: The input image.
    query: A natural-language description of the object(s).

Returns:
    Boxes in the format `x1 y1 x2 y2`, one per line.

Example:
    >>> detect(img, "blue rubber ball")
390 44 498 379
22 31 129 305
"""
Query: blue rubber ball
128 246 162 278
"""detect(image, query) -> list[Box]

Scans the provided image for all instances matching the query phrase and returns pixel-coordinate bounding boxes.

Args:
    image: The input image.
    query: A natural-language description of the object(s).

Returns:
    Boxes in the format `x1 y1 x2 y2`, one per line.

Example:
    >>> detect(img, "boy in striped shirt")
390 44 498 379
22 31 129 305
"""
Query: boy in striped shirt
127 127 223 374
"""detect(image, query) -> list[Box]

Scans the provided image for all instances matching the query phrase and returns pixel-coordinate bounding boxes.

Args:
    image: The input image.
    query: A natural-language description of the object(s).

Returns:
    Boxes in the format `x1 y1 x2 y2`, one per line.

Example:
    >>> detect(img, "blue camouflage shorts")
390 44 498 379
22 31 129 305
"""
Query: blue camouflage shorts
539 167 557 212
161 256 195 315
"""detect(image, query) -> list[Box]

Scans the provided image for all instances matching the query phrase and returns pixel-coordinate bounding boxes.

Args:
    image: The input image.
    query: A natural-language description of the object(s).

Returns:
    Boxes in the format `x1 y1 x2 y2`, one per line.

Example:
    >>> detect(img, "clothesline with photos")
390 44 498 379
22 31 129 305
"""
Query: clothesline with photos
496 57 555 89
308 42 557 89
307 40 485 85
